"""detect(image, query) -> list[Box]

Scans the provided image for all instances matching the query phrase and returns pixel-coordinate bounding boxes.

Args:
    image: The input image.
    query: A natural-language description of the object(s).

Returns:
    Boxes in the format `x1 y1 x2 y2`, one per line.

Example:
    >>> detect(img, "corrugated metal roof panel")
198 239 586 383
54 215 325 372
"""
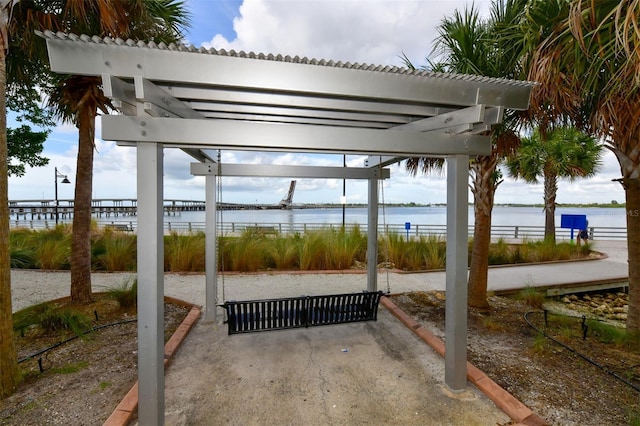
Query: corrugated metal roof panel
37 30 535 88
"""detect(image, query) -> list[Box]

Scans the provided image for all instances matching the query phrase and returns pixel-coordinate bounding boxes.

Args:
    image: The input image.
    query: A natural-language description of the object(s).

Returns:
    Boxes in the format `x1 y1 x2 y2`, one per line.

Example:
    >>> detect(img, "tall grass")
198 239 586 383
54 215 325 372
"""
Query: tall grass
420 235 446 270
165 232 206 272
381 233 446 270
107 278 138 310
13 302 92 337
265 234 300 270
516 286 546 309
488 238 512 265
220 231 268 272
299 230 331 270
9 226 595 273
382 233 409 270
9 229 37 268
585 319 640 351
96 232 137 271
28 227 72 270
324 226 367 270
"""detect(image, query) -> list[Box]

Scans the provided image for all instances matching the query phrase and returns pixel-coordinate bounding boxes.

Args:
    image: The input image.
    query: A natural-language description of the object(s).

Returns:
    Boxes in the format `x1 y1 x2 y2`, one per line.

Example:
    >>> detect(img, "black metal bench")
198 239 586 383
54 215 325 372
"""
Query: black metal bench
107 223 133 232
222 291 384 335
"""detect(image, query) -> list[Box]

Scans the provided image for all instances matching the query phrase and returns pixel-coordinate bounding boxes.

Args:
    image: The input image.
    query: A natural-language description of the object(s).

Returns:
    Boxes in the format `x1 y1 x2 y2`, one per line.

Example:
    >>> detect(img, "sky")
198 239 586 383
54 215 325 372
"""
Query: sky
7 0 626 206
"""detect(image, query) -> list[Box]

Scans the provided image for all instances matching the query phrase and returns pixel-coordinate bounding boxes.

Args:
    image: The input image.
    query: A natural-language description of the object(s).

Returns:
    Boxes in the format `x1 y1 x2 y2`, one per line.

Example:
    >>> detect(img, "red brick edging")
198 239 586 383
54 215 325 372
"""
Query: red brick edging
102 303 201 426
380 297 547 426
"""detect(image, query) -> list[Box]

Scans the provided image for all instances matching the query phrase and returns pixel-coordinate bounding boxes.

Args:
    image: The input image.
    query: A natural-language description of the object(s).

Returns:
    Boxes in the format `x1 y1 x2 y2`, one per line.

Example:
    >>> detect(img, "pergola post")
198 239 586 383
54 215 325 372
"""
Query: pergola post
367 176 378 292
204 173 218 322
444 154 469 391
136 142 165 424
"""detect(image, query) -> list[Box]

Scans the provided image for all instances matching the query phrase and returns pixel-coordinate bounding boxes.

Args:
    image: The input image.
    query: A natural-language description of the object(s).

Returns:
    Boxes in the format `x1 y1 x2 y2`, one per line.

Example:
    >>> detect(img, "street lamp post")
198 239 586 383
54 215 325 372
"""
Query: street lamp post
342 155 346 229
55 167 71 225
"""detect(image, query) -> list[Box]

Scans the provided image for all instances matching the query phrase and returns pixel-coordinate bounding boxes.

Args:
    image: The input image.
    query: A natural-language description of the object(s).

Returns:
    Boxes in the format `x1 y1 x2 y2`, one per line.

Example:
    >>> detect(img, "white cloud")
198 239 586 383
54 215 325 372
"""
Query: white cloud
205 0 490 67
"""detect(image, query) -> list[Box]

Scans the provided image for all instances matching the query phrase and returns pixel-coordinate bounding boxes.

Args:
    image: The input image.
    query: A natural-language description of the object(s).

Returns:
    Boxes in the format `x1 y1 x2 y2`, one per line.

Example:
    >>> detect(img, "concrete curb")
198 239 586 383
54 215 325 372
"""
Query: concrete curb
380 297 548 426
103 302 202 426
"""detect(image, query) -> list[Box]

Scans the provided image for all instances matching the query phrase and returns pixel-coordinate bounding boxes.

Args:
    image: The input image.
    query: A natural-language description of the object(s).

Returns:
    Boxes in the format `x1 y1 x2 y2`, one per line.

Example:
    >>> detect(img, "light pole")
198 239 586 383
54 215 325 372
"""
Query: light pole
55 167 71 225
341 155 346 229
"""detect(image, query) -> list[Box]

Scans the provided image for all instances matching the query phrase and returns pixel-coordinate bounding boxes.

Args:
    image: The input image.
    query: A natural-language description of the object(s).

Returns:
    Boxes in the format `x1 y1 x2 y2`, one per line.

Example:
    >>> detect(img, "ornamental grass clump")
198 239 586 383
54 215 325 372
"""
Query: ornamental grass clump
382 232 410 270
9 229 37 269
9 225 595 273
516 286 546 309
107 278 138 310
421 235 446 270
299 229 331 270
31 227 72 270
325 226 367 270
488 238 513 265
95 232 137 271
265 234 300 270
532 238 559 262
586 319 640 351
382 234 445 270
13 302 92 337
221 230 268 272
164 232 206 272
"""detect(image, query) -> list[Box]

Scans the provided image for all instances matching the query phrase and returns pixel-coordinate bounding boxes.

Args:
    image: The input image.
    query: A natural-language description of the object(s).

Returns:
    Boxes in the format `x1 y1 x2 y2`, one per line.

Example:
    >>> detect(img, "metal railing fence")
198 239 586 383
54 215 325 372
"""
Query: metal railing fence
8 219 627 241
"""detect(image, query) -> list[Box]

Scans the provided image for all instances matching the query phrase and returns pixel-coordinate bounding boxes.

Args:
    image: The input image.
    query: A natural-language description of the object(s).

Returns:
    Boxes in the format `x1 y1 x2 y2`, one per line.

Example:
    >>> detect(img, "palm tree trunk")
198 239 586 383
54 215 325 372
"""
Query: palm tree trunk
70 108 96 304
0 31 21 398
543 171 557 242
624 177 640 333
468 156 497 309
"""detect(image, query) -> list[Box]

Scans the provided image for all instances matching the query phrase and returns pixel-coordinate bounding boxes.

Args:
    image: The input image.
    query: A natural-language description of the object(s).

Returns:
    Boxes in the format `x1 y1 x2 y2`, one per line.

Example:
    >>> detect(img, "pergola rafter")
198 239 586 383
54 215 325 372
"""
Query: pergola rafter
39 30 534 426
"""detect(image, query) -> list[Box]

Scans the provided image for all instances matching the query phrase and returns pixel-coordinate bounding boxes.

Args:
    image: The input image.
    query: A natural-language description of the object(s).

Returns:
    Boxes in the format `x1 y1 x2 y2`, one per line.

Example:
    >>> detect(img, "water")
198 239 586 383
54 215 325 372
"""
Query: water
170 206 628 229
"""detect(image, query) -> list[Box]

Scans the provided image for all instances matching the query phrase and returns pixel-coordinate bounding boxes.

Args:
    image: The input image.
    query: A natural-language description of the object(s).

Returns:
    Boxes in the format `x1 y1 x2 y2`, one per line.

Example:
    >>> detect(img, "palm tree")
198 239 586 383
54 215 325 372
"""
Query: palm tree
8 0 189 304
522 1 640 333
0 1 21 398
405 0 526 309
506 127 602 242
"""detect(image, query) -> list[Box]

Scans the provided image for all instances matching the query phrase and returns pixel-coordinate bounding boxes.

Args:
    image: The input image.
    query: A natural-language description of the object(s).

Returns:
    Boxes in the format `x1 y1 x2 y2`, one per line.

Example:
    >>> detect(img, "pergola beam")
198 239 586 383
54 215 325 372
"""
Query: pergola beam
103 116 491 156
191 163 390 179
172 86 449 118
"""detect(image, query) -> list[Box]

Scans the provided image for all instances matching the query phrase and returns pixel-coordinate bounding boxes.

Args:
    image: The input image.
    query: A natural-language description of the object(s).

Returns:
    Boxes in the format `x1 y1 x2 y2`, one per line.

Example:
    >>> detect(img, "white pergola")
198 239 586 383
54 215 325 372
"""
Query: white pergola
40 31 534 425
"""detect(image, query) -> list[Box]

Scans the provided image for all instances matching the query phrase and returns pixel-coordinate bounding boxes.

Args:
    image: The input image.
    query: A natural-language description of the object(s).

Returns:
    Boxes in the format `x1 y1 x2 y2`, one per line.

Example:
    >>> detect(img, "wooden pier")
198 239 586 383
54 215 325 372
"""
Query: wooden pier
8 199 206 220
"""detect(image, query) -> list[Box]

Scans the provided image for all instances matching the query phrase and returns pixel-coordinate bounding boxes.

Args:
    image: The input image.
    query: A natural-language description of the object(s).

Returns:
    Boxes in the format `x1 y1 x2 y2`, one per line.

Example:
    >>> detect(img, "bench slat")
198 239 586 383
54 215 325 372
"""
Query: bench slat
223 291 383 335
